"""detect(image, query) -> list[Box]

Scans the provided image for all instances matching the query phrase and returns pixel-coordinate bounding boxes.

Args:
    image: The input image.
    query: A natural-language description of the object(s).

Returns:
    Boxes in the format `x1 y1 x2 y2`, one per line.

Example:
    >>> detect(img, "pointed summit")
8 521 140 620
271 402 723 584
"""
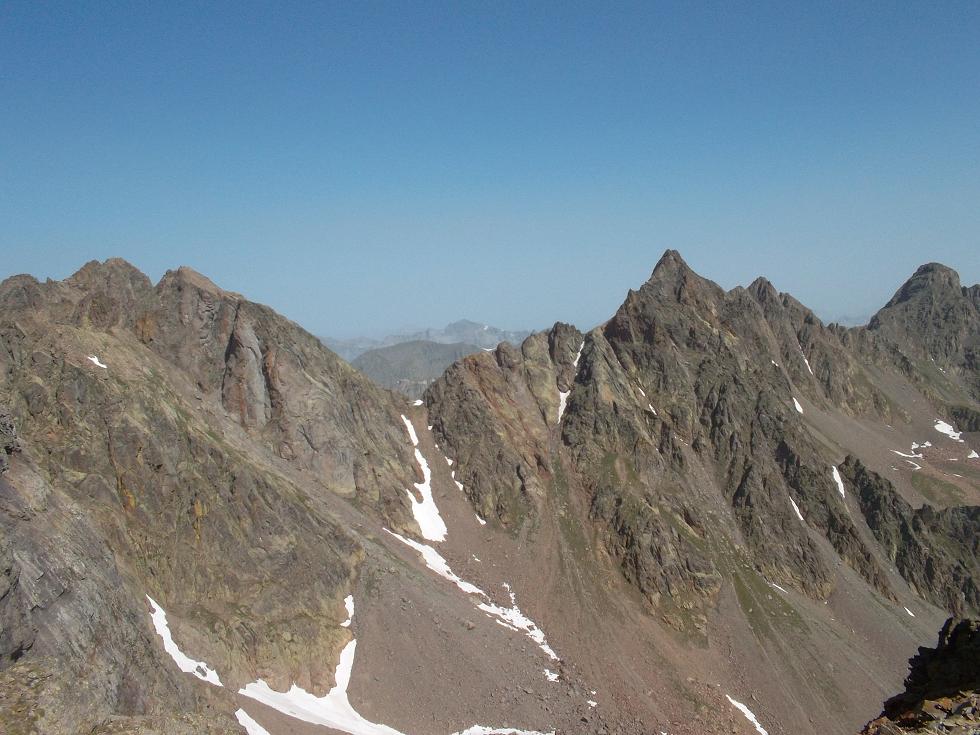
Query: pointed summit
881 262 963 310
67 258 153 293
648 249 693 281
868 261 978 386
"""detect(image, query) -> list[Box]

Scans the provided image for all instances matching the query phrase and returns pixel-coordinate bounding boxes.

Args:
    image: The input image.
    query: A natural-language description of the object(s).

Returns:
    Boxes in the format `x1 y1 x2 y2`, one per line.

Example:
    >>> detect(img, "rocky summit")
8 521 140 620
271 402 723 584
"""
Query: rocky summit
859 617 980 734
0 252 978 735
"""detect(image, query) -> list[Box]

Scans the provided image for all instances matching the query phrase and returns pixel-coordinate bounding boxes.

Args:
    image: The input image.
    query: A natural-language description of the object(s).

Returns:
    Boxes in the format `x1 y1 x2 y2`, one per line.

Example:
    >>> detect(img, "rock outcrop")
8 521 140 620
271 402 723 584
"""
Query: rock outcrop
842 457 980 616
0 259 423 733
860 618 980 734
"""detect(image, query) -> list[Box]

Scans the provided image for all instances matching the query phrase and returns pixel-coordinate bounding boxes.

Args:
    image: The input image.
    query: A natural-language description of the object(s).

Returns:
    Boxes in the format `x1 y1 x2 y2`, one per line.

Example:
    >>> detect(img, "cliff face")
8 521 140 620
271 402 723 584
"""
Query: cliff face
0 259 424 733
842 457 980 616
860 618 980 734
1 254 977 735
426 250 969 634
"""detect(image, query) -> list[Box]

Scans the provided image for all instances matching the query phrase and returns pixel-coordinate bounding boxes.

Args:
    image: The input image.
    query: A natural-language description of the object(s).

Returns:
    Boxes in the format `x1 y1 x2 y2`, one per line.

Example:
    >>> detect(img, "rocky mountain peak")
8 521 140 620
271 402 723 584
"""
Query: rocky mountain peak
860 618 980 734
879 262 964 312
747 275 780 304
66 257 152 292
158 265 231 297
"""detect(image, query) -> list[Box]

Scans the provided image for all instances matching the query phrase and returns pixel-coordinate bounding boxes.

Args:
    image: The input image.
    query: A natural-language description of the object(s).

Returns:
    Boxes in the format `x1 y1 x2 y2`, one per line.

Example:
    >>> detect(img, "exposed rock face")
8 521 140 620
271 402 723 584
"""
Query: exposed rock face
842 457 980 616
426 324 582 525
1 253 978 735
427 251 923 627
0 405 16 474
0 259 423 732
860 618 980 734
865 262 980 403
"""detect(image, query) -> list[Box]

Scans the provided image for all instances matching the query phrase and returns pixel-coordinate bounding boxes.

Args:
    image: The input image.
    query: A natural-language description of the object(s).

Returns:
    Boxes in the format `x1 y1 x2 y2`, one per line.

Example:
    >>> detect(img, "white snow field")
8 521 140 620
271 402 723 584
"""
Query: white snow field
725 695 769 735
386 530 558 661
401 415 448 542
145 595 222 687
789 496 804 522
793 397 803 414
341 594 354 627
831 466 846 499
557 390 570 423
934 419 964 442
239 639 405 735
235 709 272 735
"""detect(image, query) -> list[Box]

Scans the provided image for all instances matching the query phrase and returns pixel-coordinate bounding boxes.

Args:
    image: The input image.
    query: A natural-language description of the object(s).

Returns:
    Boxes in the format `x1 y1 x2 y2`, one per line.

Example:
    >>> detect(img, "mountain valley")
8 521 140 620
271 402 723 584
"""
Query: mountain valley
0 252 977 735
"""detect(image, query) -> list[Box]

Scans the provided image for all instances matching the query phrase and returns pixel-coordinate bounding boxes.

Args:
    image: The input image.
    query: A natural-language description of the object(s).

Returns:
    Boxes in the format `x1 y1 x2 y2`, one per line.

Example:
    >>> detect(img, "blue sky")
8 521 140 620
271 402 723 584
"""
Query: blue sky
2 2 978 337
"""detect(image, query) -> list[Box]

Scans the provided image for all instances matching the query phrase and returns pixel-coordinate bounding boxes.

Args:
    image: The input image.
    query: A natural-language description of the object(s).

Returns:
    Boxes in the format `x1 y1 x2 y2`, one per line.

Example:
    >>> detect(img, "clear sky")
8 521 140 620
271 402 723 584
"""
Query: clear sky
2 2 978 337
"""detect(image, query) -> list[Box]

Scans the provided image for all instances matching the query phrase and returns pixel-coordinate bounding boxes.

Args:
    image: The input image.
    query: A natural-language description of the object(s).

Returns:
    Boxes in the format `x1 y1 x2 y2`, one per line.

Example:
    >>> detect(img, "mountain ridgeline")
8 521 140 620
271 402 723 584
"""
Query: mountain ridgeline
0 252 977 735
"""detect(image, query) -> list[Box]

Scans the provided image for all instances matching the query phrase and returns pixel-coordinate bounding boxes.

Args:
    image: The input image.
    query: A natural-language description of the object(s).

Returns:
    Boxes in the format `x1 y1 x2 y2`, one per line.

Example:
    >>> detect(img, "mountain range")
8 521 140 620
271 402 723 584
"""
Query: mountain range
0 251 977 735
323 321 532 362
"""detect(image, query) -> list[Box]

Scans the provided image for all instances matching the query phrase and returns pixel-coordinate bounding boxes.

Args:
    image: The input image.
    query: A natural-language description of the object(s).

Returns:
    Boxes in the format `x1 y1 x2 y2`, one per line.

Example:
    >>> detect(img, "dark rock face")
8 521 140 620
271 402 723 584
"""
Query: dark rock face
426 325 583 525
0 406 16 474
427 251 905 626
866 262 980 402
842 457 980 616
426 250 979 634
0 259 422 732
860 618 980 734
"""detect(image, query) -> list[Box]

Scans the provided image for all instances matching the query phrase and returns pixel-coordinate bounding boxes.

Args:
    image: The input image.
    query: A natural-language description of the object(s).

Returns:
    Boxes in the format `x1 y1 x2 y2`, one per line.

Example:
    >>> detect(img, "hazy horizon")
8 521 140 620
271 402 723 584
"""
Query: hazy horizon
1 249 973 341
2 3 978 338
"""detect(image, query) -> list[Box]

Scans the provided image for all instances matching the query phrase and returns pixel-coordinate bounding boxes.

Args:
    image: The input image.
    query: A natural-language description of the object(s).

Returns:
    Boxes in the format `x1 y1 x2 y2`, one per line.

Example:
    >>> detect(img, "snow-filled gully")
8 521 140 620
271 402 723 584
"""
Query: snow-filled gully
401 415 448 542
556 341 585 424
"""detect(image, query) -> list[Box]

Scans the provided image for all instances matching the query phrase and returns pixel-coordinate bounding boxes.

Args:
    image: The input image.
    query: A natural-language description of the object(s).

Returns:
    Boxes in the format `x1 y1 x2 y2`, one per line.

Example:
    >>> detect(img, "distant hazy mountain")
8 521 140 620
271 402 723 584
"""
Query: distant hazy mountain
352 340 484 399
323 319 532 361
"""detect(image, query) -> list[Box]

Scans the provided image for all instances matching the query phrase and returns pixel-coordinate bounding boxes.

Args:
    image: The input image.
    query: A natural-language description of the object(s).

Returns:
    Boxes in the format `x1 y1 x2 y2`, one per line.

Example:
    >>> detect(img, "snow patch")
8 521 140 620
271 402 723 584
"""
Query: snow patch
725 695 769 735
586 700 597 708
476 515 487 526
340 595 354 628
968 450 978 459
573 341 585 367
239 640 405 735
386 530 558 661
789 496 804 523
647 404 657 416
770 360 779 367
891 450 923 459
453 728 554 735
934 419 964 442
401 415 447 542
477 589 559 661
146 595 222 686
905 460 922 471
904 607 915 617
831 466 845 499
412 399 423 406
545 669 559 682
798 342 813 376
87 355 108 369
557 390 570 423
792 397 803 414
767 581 788 594
386 530 483 595
236 709 272 735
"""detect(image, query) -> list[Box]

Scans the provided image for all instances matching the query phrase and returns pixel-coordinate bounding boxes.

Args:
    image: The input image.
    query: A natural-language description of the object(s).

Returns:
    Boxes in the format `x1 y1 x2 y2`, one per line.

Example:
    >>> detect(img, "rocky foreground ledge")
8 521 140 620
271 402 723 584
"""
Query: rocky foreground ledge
861 618 980 734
